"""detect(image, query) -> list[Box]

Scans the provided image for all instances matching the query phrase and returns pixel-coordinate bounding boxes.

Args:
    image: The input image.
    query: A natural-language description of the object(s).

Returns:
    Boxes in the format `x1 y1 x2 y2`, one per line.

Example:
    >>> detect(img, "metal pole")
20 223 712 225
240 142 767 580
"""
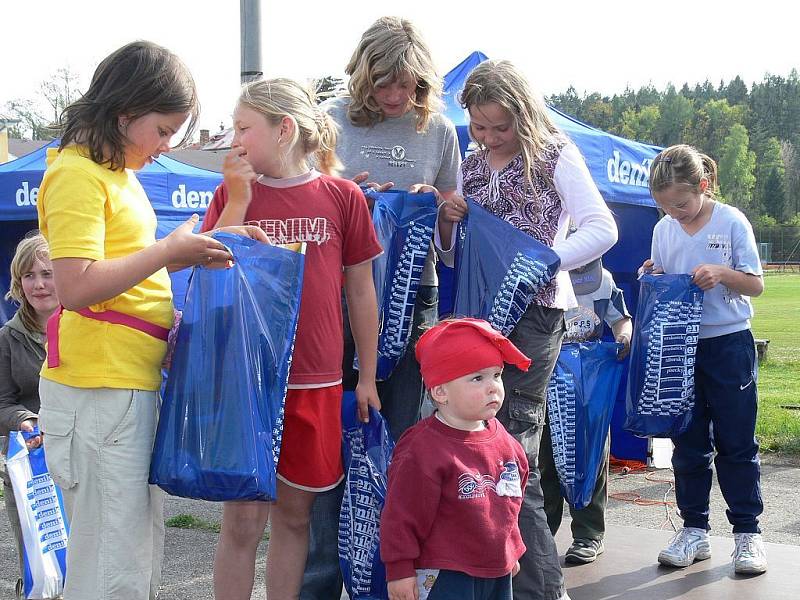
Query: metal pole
240 0 263 84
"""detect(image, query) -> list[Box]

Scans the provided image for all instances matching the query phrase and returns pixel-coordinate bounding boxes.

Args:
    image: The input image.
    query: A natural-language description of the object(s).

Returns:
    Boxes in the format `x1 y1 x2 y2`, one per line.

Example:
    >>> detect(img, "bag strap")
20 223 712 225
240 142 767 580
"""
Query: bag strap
46 305 170 368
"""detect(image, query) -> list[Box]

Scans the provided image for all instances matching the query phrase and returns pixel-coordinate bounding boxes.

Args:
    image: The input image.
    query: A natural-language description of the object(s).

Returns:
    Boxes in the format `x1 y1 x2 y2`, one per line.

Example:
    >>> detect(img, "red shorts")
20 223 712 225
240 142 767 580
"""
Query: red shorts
277 384 343 491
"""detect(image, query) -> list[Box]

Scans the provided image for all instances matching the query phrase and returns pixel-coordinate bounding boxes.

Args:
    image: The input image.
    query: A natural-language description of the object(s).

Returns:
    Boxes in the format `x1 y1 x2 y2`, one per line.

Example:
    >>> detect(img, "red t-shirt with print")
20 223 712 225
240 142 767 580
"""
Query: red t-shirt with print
202 171 381 386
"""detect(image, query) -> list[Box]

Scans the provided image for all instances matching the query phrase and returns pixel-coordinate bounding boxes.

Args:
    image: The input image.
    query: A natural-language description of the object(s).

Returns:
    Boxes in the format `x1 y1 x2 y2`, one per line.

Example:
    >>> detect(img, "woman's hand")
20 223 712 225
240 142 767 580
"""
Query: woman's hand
388 577 419 600
223 147 257 206
353 171 394 192
19 418 42 449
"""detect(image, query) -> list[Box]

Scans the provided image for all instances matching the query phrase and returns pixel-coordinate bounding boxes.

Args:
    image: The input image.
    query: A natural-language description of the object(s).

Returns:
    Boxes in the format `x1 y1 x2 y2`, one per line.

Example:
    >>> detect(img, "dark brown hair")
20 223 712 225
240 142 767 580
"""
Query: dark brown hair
59 41 199 170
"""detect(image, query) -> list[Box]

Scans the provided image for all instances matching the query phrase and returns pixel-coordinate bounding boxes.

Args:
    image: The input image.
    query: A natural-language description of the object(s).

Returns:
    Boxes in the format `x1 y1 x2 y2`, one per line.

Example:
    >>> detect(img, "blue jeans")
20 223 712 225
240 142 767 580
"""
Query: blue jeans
495 304 566 600
301 286 439 599
672 328 763 533
427 570 512 600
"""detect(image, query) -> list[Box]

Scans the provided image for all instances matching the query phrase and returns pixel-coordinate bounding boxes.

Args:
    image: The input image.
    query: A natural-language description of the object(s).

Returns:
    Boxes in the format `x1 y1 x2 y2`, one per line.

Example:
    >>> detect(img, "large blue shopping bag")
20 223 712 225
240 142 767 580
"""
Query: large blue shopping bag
356 189 438 380
6 428 69 599
624 273 704 438
547 342 625 509
149 233 304 501
338 392 395 600
452 199 561 334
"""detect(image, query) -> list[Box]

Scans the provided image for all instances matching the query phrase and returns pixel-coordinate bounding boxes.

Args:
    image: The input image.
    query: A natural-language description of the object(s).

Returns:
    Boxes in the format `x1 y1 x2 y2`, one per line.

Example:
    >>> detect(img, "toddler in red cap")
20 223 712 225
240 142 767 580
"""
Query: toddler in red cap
380 318 531 600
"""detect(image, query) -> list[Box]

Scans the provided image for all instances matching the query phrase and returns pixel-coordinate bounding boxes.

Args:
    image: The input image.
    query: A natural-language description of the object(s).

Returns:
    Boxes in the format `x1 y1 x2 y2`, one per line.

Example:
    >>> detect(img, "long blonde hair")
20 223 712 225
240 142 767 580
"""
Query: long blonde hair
649 144 719 199
5 233 51 334
345 16 443 132
239 78 342 176
460 60 562 191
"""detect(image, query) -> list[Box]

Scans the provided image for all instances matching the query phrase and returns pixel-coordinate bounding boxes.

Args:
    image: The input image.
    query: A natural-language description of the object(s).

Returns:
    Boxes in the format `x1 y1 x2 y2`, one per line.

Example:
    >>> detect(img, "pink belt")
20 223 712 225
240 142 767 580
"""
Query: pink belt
46 305 170 368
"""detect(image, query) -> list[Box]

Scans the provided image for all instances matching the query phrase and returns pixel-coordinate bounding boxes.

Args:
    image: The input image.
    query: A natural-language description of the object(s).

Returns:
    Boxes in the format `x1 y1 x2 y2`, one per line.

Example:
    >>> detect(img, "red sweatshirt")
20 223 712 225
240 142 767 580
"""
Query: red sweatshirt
380 416 528 581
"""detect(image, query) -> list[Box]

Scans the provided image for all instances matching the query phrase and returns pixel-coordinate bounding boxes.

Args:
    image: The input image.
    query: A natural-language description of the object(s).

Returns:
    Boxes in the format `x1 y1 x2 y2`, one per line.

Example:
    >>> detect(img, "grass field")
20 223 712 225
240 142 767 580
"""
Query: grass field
751 273 800 453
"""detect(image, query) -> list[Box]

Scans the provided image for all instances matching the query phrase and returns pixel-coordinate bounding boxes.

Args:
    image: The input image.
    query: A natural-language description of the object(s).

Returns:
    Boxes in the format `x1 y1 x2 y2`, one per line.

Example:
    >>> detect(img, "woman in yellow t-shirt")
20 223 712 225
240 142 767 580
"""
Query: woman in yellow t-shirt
36 41 266 600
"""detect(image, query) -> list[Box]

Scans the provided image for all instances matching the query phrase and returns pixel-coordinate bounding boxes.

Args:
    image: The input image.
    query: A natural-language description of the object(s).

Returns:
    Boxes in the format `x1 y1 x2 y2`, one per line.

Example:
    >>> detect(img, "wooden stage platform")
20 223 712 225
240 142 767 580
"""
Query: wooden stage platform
556 524 800 599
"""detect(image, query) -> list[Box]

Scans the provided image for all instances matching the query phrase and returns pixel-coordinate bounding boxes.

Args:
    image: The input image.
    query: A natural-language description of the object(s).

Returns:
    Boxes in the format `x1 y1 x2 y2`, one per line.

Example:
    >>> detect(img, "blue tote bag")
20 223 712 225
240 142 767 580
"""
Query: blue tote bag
624 273 704 438
357 189 438 380
452 199 560 335
338 392 395 600
149 233 304 501
547 341 625 509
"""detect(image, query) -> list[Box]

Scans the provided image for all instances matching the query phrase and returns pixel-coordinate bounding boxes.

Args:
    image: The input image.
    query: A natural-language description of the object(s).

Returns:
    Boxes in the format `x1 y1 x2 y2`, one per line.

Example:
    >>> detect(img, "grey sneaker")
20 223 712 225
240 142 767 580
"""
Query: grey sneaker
657 527 711 567
565 538 605 564
732 532 767 574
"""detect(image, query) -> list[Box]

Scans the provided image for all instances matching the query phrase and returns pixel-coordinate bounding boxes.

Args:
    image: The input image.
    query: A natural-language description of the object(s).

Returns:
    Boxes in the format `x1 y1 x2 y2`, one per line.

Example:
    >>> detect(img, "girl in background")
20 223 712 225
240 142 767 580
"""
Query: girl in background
435 59 618 600
203 78 382 599
643 144 766 575
0 233 59 599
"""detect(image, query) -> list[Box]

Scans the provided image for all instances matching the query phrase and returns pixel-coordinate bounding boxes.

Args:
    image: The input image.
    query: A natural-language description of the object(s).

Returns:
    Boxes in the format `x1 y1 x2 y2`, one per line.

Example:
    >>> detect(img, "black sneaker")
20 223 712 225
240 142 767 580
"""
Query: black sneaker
565 538 605 564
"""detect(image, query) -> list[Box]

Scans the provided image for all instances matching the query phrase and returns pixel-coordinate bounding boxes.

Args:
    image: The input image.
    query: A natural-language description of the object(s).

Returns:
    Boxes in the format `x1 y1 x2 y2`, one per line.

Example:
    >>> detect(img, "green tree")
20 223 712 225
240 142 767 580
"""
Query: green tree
655 85 694 146
582 94 614 131
754 137 786 220
619 105 660 144
719 124 757 214
547 86 582 118
687 99 747 160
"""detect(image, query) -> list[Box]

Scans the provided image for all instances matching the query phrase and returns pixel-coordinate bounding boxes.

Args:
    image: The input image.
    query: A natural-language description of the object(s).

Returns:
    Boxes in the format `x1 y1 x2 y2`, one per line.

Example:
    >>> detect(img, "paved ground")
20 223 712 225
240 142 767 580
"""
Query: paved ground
1 454 798 599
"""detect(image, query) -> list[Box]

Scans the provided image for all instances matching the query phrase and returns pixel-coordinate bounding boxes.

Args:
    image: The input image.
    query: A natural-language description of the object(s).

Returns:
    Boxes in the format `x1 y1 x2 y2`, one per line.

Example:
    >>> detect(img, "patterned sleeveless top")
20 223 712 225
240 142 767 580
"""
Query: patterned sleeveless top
460 138 568 307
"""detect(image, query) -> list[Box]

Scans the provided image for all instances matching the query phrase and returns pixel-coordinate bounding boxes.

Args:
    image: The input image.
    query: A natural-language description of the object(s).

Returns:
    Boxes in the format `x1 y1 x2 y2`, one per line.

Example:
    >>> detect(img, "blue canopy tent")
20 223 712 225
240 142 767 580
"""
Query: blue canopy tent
0 141 222 321
441 52 663 461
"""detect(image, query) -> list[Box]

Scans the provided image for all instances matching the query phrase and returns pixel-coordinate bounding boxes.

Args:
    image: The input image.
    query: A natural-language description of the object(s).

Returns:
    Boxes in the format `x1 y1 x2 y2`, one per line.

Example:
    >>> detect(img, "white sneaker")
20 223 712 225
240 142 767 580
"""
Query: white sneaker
732 532 768 574
657 527 711 567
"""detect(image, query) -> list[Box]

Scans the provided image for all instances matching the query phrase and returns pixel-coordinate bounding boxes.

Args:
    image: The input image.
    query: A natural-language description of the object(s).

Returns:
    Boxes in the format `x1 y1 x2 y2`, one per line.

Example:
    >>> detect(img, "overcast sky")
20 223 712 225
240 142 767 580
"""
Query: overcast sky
2 0 797 136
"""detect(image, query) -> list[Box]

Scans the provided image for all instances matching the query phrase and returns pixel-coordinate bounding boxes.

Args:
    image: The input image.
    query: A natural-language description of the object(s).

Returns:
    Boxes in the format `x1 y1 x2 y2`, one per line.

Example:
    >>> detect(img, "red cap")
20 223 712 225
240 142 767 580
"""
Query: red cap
415 318 531 388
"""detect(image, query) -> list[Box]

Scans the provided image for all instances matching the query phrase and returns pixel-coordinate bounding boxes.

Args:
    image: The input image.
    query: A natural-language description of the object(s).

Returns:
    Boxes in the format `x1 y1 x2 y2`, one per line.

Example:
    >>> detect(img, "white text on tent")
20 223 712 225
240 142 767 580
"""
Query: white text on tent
16 182 38 207
607 151 653 188
171 184 214 209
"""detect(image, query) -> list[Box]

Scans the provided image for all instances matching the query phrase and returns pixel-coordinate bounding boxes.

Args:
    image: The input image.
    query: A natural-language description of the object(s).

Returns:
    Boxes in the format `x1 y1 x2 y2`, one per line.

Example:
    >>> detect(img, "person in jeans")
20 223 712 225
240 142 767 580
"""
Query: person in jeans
303 16 460 599
538 257 632 564
642 143 767 575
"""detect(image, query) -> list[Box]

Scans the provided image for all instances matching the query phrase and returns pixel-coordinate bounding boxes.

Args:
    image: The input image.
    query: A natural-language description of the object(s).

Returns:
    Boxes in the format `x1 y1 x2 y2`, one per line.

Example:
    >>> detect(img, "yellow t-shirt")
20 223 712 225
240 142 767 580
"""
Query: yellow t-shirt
37 146 174 391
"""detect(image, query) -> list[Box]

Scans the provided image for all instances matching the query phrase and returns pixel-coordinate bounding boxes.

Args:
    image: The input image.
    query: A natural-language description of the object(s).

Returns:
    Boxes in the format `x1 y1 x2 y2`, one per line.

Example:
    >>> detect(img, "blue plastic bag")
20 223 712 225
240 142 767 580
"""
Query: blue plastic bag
357 189 438 380
547 341 625 509
149 233 304 501
6 427 69 599
452 199 561 335
624 273 704 438
338 392 395 600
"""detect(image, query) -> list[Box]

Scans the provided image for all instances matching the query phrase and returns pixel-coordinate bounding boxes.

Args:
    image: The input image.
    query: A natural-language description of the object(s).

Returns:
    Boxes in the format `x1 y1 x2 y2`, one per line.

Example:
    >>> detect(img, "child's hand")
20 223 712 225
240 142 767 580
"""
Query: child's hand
353 171 394 192
355 378 381 423
690 264 727 290
440 193 468 224
164 215 232 267
615 333 631 360
223 147 257 206
388 577 419 600
638 259 663 276
512 561 521 577
210 225 270 244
